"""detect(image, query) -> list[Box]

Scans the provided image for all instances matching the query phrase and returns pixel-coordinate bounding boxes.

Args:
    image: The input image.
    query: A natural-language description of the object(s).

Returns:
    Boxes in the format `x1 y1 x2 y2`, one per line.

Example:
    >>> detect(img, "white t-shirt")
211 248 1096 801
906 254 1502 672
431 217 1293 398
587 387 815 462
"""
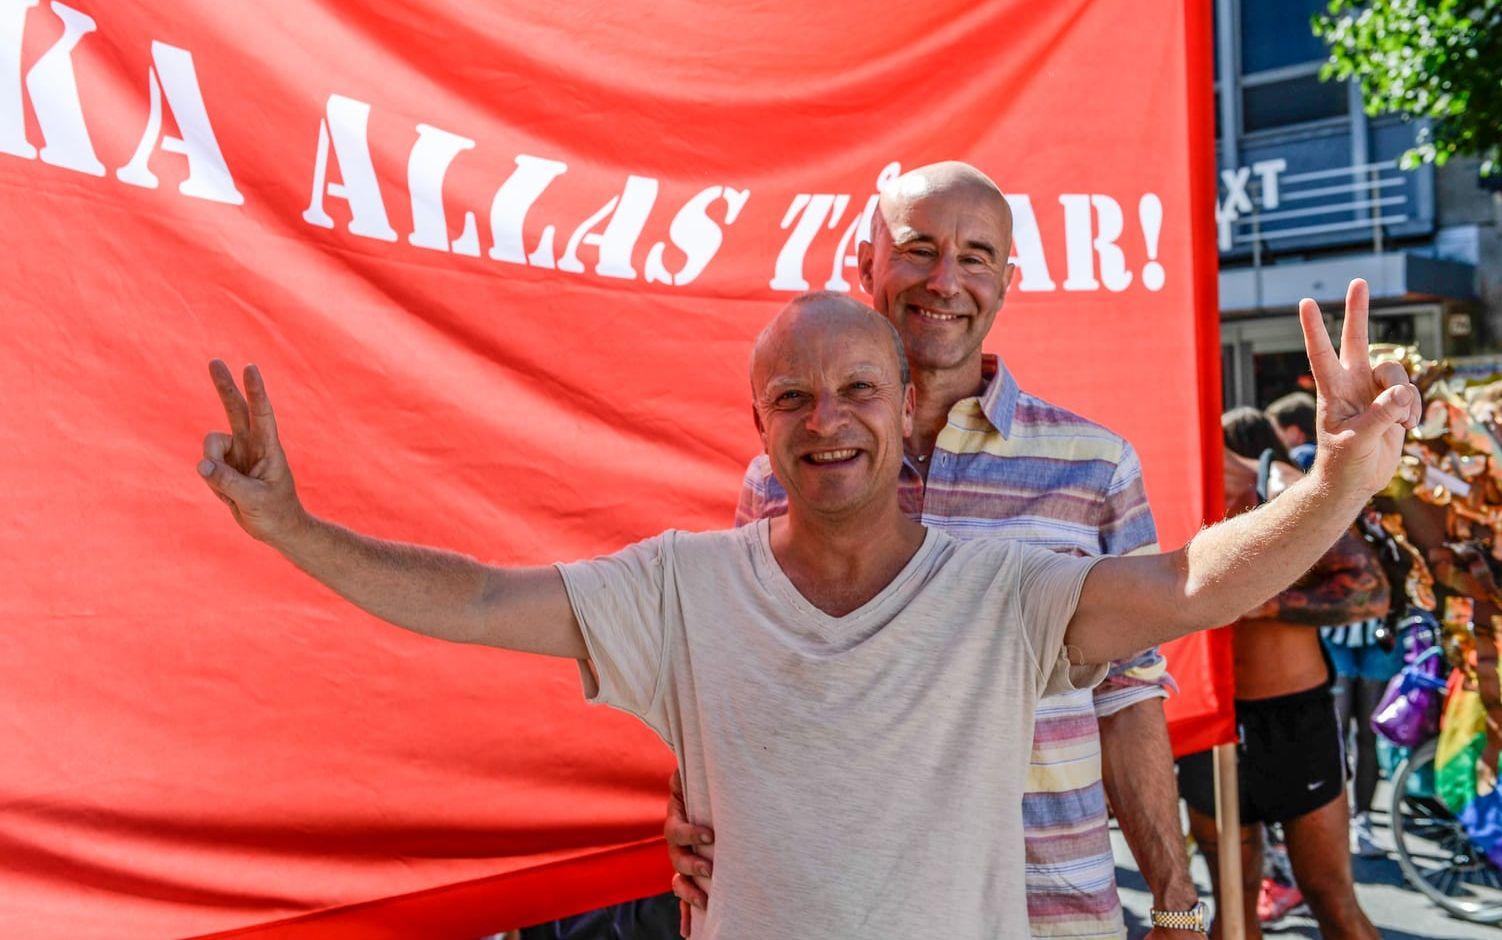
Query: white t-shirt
557 519 1105 939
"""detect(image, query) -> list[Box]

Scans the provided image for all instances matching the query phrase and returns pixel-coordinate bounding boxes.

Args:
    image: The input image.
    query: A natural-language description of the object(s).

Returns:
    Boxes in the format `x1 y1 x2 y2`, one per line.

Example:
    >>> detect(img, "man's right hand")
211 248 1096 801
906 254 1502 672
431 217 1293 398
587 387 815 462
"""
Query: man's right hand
199 360 306 545
665 769 713 936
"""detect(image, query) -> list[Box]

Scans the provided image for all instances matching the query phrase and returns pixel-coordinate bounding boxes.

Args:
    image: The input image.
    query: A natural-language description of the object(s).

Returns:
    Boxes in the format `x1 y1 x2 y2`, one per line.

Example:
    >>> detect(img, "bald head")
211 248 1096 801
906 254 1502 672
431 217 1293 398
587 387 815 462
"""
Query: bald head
751 292 909 395
748 292 916 520
875 161 1013 254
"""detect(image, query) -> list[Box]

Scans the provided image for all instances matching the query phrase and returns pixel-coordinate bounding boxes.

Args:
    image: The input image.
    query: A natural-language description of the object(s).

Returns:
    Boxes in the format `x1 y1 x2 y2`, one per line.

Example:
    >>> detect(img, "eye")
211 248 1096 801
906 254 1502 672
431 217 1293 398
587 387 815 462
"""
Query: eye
776 390 806 404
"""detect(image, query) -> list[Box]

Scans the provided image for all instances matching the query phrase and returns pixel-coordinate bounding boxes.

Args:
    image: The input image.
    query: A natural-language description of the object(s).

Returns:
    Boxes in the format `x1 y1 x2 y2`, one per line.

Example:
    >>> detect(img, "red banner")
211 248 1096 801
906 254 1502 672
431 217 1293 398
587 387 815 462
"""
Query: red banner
1 1 1229 935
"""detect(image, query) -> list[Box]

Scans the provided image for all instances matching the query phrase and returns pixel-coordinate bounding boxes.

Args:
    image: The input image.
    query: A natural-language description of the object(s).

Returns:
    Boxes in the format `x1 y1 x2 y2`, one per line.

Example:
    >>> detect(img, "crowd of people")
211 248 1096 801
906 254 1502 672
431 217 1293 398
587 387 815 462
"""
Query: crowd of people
199 162 1425 938
1179 400 1390 938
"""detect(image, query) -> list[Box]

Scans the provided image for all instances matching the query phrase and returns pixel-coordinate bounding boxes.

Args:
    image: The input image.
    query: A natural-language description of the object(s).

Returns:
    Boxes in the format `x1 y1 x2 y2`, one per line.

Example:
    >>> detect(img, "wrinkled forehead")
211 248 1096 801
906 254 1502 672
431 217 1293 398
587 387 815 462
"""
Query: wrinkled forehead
752 308 900 394
879 180 1011 248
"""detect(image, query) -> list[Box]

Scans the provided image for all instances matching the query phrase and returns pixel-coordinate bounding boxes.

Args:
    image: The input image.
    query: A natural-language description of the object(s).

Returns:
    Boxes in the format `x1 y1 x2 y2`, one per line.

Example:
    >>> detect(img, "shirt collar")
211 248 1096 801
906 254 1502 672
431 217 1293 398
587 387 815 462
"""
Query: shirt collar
976 353 1020 438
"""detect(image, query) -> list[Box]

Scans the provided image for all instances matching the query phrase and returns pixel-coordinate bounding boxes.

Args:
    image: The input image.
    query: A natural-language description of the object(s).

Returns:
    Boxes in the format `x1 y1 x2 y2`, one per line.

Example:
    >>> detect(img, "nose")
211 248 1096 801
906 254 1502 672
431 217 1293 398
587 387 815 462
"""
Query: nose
804 390 849 437
925 252 960 299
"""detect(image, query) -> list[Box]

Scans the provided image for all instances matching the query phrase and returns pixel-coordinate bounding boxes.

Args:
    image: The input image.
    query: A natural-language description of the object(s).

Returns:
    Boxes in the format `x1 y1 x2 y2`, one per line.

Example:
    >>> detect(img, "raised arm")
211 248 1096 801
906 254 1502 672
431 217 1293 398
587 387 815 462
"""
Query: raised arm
1065 279 1419 663
196 360 586 659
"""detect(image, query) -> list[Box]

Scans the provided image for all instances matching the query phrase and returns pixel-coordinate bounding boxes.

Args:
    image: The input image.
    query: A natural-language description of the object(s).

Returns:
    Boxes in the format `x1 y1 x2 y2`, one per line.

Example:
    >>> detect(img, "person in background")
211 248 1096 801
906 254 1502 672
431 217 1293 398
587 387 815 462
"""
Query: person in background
1268 392 1318 472
1175 407 1386 940
1269 390 1397 859
1322 615 1403 859
1218 417 1307 926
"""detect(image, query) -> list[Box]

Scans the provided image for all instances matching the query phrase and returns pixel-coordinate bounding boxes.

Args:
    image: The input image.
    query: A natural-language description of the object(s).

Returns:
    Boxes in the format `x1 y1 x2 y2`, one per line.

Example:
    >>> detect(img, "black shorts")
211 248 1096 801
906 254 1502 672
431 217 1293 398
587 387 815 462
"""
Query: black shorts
1177 682 1346 825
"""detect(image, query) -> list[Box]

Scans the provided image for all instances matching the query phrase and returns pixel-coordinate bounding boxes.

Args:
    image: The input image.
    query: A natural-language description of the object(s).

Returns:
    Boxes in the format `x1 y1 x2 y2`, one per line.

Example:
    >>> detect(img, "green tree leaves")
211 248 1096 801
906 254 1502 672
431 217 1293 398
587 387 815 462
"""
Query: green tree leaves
1315 0 1502 176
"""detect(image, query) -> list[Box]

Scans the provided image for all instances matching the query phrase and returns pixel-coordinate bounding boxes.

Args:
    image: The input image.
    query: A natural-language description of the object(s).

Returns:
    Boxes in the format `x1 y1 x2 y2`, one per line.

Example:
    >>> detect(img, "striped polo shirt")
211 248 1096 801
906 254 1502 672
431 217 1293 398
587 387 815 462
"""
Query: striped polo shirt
735 355 1174 939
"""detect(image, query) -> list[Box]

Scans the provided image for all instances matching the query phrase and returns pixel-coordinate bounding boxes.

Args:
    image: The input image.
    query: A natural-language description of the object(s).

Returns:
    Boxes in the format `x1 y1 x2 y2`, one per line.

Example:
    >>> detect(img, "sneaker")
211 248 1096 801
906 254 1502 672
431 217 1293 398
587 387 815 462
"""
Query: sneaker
1256 877 1305 925
1350 812 1384 858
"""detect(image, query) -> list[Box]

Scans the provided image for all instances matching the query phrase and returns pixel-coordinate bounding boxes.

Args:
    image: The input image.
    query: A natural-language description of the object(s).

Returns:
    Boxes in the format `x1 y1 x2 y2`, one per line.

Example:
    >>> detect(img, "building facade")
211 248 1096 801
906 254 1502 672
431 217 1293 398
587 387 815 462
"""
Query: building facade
1213 0 1502 408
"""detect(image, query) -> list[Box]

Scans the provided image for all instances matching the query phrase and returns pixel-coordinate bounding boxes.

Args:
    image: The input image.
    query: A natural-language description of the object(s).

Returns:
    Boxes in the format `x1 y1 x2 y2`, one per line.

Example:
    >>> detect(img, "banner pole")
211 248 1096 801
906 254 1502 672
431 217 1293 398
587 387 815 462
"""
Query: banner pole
1212 742 1246 940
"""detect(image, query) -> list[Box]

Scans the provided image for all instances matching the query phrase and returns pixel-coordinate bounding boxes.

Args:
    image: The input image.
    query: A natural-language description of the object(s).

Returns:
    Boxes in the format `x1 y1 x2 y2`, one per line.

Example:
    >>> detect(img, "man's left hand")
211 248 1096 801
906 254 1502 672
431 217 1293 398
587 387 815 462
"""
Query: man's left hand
1299 278 1422 495
1146 929 1207 940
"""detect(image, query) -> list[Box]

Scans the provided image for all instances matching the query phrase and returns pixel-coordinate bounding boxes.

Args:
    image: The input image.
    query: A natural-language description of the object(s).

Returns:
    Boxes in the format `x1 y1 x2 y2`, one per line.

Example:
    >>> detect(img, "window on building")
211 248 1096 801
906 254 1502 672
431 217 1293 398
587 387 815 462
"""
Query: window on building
1239 0 1327 73
1242 71 1347 133
1212 0 1220 74
1237 0 1348 134
1212 1 1223 144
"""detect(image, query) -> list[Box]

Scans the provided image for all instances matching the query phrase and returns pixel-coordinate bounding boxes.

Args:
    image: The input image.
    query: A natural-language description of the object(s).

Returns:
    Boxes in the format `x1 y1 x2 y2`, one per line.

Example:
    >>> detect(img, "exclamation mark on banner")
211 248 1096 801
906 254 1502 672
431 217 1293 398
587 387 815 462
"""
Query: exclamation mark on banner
1139 194 1165 291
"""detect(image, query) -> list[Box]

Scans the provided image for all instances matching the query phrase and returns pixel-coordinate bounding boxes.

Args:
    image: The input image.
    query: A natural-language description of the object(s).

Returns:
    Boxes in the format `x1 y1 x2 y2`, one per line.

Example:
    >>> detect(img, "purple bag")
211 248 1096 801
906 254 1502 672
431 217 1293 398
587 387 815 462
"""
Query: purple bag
1371 645 1448 747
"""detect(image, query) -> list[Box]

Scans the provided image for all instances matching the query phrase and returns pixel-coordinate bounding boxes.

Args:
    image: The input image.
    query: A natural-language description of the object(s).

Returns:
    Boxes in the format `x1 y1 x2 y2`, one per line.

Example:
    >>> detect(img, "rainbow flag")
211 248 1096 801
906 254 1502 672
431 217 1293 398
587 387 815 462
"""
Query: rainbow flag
1436 671 1502 867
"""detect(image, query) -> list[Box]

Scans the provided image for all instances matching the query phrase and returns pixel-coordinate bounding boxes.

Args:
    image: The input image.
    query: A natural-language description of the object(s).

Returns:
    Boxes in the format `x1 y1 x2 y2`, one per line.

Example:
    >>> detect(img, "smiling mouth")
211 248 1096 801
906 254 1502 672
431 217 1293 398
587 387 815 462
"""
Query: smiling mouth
910 305 964 323
803 448 861 465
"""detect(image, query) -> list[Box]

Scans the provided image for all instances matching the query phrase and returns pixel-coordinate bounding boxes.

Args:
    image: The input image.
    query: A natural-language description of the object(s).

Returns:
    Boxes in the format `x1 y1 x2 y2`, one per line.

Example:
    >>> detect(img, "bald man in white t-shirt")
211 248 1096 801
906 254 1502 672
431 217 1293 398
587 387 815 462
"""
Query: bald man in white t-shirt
198 281 1418 937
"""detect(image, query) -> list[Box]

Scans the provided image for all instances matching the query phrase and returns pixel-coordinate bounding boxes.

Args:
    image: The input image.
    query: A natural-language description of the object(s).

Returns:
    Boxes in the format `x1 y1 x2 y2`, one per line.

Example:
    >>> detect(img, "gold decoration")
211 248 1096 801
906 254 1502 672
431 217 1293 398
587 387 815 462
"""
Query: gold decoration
1379 513 1437 611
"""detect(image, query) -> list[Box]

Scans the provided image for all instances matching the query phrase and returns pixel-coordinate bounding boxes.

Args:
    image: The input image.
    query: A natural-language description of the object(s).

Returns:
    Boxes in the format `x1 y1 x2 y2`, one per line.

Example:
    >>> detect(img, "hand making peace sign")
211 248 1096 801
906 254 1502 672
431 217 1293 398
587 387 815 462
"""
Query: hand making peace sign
1298 278 1422 495
198 360 306 543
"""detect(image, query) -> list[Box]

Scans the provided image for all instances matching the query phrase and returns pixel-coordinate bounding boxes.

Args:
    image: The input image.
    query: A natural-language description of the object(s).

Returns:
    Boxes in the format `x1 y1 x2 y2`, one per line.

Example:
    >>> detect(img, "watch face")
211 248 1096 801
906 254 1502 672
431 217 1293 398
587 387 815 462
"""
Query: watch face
1188 901 1207 927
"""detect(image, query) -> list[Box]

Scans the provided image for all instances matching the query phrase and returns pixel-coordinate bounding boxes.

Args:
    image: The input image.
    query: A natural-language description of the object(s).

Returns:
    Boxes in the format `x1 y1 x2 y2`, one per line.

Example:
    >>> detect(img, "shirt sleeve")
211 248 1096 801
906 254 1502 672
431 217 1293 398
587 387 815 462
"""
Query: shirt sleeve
735 455 790 527
555 533 676 737
1093 441 1178 717
733 457 768 527
1098 441 1159 557
1014 544 1110 697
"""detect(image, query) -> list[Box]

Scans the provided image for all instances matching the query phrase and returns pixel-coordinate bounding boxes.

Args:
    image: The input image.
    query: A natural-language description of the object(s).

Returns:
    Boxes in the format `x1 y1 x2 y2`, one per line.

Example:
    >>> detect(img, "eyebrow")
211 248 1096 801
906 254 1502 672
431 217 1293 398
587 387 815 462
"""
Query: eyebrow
963 238 998 259
762 363 888 392
761 376 807 397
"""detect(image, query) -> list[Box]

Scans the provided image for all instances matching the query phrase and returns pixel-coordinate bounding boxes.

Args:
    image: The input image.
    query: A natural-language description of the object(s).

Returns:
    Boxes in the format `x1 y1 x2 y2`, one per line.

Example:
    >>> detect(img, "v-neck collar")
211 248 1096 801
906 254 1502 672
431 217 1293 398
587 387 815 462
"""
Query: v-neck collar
749 517 941 640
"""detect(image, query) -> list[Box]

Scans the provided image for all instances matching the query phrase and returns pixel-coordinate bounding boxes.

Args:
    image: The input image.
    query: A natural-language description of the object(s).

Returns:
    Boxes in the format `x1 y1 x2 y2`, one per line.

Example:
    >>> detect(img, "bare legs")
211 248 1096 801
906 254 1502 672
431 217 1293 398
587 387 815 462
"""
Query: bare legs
1282 795 1379 939
1186 805 1263 940
1186 796 1378 939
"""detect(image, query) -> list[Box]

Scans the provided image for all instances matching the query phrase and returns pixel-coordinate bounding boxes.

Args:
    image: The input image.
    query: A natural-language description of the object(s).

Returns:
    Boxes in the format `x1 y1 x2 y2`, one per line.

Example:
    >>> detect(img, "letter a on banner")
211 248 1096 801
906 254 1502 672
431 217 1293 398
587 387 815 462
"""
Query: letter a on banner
117 42 244 205
557 175 658 279
1007 194 1057 292
303 94 397 242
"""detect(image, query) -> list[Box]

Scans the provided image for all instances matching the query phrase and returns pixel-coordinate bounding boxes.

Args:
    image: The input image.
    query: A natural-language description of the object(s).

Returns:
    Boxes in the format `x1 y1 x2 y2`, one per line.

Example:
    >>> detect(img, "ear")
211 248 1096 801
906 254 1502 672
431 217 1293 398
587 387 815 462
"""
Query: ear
752 402 769 451
857 239 875 298
901 382 916 438
1000 261 1018 296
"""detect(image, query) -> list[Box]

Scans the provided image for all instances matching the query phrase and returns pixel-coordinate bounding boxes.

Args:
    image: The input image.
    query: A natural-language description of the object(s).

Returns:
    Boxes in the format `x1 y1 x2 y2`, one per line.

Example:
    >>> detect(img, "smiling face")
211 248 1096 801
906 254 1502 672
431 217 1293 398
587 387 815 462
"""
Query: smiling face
859 164 1017 375
751 294 914 521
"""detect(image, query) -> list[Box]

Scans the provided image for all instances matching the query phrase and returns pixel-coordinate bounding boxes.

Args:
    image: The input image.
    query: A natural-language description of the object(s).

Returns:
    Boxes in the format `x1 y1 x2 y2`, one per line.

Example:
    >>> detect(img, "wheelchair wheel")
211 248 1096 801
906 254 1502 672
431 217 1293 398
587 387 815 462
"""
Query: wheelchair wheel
1390 738 1502 924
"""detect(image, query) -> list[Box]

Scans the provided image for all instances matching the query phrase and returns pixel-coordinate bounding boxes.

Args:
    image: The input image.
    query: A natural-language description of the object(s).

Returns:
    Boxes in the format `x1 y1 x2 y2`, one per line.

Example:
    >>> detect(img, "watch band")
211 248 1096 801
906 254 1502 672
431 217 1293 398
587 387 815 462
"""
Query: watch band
1149 900 1208 931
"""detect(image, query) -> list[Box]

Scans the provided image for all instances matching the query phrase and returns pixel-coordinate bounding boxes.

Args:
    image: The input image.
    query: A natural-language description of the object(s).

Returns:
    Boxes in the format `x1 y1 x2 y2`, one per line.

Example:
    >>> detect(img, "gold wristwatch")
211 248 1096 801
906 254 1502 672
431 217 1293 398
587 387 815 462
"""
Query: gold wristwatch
1149 900 1208 932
